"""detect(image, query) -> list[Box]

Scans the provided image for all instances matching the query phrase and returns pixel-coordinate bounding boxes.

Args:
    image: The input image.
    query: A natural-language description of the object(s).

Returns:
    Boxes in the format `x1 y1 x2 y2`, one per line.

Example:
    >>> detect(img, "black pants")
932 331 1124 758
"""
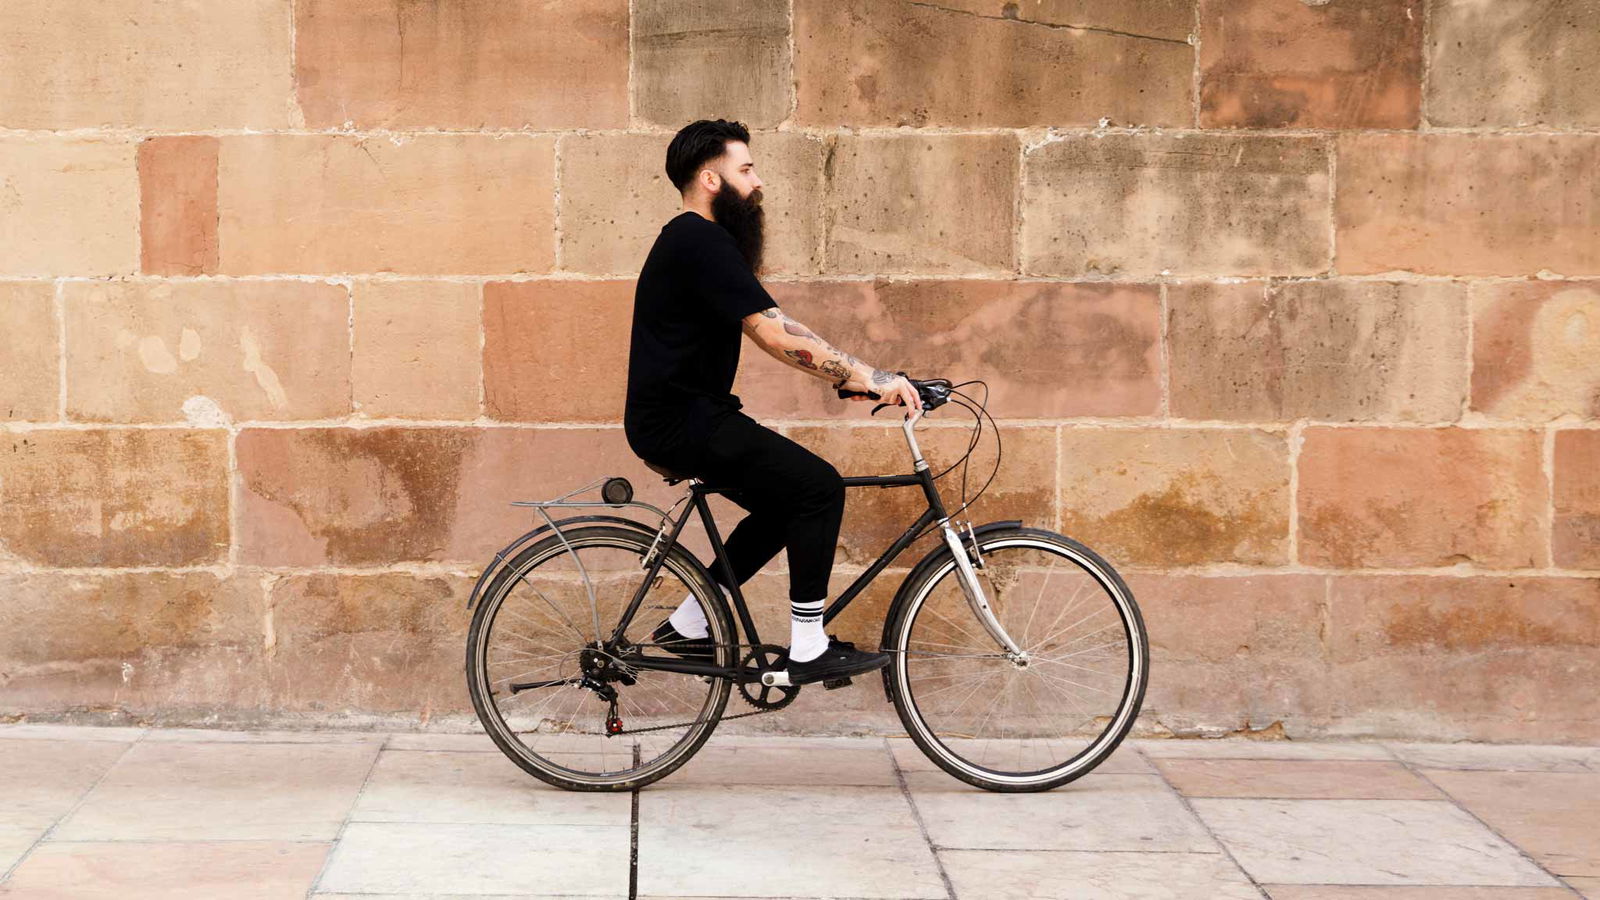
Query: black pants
654 410 846 606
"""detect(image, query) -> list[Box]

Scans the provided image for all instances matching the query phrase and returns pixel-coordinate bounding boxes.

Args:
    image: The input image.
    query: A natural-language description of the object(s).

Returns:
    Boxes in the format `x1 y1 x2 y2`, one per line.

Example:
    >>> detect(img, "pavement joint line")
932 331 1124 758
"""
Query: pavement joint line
629 742 640 900
304 731 389 898
1135 742 1272 899
0 724 149 886
1392 753 1585 896
882 736 957 900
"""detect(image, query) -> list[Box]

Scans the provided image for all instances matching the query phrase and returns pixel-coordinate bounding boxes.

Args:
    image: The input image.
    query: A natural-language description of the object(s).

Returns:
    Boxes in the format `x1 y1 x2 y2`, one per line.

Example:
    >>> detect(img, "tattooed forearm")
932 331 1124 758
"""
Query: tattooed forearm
745 303 895 390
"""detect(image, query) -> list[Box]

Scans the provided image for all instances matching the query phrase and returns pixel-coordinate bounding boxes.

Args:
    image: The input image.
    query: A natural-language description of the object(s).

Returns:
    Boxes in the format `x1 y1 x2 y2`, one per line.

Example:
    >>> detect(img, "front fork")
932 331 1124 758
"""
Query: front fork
939 518 1026 659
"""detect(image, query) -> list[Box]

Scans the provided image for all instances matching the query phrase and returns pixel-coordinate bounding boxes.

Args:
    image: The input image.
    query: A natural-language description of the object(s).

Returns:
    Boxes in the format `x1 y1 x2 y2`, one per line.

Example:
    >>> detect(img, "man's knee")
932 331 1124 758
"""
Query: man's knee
798 458 846 512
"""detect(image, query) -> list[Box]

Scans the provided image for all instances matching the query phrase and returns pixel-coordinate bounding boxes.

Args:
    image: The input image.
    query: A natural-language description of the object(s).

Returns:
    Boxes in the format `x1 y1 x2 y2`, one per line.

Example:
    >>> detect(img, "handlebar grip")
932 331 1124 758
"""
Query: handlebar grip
836 388 881 401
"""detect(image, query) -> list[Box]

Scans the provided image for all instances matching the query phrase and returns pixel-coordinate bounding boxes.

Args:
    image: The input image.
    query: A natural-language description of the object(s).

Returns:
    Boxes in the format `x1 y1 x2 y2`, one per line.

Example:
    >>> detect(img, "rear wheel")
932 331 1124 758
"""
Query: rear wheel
887 526 1147 792
465 524 735 791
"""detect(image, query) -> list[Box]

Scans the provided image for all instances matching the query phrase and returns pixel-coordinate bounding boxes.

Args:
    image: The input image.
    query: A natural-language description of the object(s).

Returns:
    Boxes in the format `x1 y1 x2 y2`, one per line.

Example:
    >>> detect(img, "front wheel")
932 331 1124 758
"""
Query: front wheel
886 526 1148 792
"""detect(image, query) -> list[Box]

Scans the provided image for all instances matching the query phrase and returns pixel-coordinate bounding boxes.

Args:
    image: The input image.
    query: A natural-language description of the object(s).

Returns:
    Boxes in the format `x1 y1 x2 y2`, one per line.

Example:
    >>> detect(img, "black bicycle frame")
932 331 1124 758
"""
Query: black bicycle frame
605 467 951 682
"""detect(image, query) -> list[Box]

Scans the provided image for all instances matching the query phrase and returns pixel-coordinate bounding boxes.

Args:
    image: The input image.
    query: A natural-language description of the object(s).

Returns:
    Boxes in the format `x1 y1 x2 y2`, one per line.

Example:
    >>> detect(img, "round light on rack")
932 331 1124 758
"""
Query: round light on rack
601 476 634 505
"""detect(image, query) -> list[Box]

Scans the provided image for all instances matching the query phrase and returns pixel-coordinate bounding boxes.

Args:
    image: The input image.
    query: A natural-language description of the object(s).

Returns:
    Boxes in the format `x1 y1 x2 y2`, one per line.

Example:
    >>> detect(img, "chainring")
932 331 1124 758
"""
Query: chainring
737 643 801 711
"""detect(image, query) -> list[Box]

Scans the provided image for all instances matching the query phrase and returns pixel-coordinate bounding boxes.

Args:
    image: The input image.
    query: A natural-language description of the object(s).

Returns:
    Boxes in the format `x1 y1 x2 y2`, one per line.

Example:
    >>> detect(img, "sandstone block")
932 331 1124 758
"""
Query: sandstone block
1127 573 1335 729
1325 575 1599 660
0 572 266 715
633 0 792 128
1427 0 1600 128
1055 427 1291 567
216 134 555 276
735 280 1161 419
64 280 350 424
264 574 472 714
236 426 693 566
294 0 628 129
0 429 229 566
1198 0 1423 128
794 0 1192 127
353 280 481 420
1024 134 1331 278
0 138 138 278
826 134 1017 275
1168 279 1467 422
1327 646 1600 743
1336 134 1600 276
0 0 293 129
138 137 220 276
1471 281 1600 422
1298 427 1546 569
483 280 632 423
559 132 824 276
783 425 1056 567
1554 430 1600 570
1325 575 1600 742
0 282 58 421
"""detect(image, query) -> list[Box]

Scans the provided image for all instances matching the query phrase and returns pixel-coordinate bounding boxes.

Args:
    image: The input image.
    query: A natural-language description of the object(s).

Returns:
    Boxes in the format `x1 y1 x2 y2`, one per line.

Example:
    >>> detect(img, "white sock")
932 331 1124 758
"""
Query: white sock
667 580 728 639
789 598 829 663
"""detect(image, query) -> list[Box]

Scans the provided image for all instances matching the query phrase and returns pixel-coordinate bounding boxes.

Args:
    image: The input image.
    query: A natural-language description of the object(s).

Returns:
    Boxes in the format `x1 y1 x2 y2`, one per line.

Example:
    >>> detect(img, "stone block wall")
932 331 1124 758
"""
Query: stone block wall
0 0 1596 741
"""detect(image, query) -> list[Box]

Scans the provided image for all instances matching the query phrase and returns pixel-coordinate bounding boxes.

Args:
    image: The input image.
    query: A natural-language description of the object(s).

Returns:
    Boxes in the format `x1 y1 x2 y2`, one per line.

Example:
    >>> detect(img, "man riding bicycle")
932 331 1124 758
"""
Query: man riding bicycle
623 119 924 687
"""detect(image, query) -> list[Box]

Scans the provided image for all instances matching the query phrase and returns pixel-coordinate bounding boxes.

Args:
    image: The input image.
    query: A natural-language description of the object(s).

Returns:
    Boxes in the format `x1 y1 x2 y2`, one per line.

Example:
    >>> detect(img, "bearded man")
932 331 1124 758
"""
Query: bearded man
623 119 923 686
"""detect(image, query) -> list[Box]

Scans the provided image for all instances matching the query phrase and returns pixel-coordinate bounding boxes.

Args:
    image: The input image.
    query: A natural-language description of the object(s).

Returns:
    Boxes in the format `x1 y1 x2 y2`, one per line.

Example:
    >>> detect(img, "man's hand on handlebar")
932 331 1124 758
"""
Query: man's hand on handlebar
836 371 924 414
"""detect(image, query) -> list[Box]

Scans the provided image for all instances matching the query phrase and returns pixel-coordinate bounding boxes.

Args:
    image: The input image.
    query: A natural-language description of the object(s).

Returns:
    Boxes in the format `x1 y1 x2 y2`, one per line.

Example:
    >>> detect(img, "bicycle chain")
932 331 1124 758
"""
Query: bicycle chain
548 642 792 737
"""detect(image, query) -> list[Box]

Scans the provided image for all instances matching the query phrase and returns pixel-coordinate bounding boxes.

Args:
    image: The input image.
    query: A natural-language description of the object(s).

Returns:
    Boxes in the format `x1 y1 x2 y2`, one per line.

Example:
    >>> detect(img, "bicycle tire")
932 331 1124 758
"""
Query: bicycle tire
885 525 1149 793
465 524 735 792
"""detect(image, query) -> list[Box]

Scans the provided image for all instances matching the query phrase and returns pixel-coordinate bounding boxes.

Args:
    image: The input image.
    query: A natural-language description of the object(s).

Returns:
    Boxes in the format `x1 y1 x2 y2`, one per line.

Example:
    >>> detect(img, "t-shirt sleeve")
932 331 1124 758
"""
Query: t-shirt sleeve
684 226 777 324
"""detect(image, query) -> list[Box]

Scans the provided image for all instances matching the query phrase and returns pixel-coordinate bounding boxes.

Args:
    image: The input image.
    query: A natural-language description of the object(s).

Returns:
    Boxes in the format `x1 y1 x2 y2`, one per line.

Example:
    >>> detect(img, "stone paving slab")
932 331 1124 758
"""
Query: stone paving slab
0 724 1595 898
939 848 1261 899
1387 741 1600 773
317 821 630 896
1262 887 1576 899
52 740 380 842
1 840 330 898
636 783 945 899
1191 798 1561 887
350 749 630 826
903 771 1219 853
0 738 129 829
1151 759 1447 800
1418 768 1600 878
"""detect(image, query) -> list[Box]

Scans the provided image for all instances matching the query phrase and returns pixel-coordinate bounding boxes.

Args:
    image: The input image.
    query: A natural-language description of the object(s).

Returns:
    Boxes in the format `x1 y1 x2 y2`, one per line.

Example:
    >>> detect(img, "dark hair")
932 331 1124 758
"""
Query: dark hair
665 119 751 193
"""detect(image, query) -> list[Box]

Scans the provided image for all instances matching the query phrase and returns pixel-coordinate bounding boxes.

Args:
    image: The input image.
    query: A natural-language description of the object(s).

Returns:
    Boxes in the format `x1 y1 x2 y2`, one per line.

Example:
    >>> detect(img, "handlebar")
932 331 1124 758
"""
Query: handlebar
836 373 954 417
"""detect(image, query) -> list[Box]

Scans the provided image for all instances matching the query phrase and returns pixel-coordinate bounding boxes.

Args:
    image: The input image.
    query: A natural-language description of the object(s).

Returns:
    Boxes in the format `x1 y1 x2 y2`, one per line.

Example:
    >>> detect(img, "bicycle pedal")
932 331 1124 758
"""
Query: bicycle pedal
821 677 853 691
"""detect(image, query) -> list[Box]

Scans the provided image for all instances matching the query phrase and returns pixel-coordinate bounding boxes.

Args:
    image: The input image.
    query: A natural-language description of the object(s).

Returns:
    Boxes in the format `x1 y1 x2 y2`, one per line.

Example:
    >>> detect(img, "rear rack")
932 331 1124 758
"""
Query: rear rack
468 476 689 615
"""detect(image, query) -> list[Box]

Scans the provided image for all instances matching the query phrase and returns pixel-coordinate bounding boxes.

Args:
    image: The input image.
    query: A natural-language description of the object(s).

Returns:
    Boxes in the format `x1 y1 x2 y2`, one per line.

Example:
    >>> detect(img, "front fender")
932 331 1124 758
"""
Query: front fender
876 519 1022 701
466 514 660 610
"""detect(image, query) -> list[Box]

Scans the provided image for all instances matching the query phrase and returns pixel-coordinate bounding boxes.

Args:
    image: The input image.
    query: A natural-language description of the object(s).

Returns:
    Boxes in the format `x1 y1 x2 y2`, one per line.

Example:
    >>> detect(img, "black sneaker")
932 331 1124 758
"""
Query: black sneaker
651 619 714 663
785 635 890 685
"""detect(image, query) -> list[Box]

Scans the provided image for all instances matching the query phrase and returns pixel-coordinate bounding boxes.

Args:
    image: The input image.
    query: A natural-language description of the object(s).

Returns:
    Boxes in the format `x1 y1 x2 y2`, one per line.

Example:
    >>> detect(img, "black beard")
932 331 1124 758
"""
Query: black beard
711 183 765 274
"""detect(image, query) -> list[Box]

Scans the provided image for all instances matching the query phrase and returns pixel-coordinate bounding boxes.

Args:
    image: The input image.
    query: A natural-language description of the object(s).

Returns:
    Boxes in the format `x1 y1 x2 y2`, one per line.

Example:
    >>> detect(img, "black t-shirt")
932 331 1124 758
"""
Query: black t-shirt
624 211 777 464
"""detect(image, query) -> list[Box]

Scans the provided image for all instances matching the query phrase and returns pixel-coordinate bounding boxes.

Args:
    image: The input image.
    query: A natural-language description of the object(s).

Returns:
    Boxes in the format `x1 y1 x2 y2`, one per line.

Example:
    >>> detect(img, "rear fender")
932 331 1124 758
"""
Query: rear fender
466 514 661 611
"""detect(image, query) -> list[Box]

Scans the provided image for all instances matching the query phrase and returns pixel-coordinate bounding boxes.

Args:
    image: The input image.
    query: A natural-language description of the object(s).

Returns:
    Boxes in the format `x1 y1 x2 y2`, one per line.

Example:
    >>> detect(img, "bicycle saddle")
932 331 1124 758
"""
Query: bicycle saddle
642 459 690 485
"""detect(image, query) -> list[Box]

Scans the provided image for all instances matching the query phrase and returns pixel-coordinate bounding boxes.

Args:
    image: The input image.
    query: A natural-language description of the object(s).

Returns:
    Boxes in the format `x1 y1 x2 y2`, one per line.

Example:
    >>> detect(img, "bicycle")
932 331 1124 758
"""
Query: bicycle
464 376 1148 792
